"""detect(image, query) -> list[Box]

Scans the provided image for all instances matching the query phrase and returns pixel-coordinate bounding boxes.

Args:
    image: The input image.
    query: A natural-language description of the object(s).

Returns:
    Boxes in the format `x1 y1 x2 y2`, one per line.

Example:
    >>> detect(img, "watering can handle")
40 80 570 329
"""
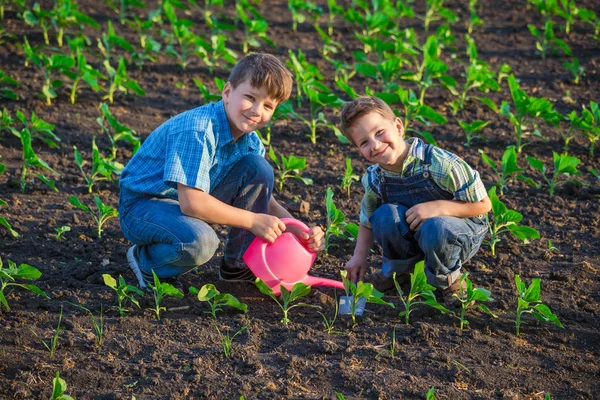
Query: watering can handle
280 217 311 234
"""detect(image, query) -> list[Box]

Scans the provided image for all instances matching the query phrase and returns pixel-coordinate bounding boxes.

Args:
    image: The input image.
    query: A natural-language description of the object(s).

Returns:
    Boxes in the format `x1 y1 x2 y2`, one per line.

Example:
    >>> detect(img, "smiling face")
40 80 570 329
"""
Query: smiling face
222 80 277 140
348 112 408 172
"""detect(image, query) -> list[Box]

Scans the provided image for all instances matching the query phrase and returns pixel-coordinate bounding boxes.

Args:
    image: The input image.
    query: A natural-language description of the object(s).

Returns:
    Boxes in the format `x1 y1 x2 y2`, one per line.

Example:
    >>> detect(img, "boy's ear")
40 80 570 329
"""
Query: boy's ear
394 117 404 136
222 81 232 102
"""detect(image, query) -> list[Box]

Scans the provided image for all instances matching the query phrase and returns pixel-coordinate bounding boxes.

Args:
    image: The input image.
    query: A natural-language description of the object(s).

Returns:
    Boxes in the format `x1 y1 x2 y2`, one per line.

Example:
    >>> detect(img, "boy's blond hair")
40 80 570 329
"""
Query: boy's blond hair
340 96 397 142
228 53 293 104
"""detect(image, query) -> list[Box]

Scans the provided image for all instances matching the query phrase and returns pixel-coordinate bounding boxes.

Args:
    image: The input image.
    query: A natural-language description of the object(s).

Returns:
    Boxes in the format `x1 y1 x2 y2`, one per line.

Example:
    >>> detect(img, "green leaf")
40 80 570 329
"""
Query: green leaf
533 303 563 328
160 283 184 298
197 284 219 301
102 273 117 289
19 283 48 298
289 282 311 303
508 225 540 242
524 278 541 303
255 278 277 300
14 263 42 280
69 196 91 213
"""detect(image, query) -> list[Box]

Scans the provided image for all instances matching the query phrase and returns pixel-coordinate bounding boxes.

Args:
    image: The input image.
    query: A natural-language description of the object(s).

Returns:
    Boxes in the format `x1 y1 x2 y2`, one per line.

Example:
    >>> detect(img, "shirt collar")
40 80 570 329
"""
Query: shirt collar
215 100 235 144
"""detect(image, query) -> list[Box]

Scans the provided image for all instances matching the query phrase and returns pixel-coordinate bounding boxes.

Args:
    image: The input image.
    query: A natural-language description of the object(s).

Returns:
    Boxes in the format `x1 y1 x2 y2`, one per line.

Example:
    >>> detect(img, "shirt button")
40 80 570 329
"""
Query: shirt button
423 171 430 178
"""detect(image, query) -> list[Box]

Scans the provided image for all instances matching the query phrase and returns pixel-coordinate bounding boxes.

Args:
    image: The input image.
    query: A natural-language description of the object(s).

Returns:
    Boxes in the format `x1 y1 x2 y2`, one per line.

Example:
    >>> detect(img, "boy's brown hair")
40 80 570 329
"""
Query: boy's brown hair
340 96 397 142
228 53 293 104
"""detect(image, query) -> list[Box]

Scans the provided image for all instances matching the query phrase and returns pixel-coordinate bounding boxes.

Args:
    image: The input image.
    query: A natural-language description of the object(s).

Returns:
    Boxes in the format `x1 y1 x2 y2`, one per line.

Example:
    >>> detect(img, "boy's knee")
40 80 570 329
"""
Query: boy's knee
179 229 220 266
417 218 455 252
238 154 274 185
371 203 410 236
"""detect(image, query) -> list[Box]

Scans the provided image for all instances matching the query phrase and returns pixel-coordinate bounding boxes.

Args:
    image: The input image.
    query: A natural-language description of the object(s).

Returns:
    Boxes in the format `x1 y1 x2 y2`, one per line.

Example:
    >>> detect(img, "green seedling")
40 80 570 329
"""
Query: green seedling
255 279 316 324
286 49 323 106
193 76 224 104
296 83 345 144
590 168 600 181
68 195 118 239
394 262 449 325
525 152 581 195
31 305 63 357
13 110 61 149
563 58 584 84
0 107 16 134
97 103 141 159
468 0 483 34
50 371 74 400
148 271 184 320
318 293 342 334
578 8 600 38
458 120 489 147
103 274 144 317
528 20 571 59
500 74 562 152
393 88 446 145
514 274 563 336
581 101 599 156
340 157 360 199
106 0 146 23
17 128 60 193
0 257 48 311
326 0 343 35
214 321 248 359
375 325 398 359
426 387 436 400
74 138 124 193
50 225 71 241
164 17 200 70
340 270 394 325
344 2 396 53
268 146 313 192
23 37 75 104
97 20 136 62
189 284 247 318
0 69 19 100
479 146 522 195
195 33 237 75
129 17 162 69
353 42 408 92
0 201 19 238
23 4 53 45
324 187 359 253
452 272 497 329
64 41 105 104
314 24 343 60
419 0 458 32
288 0 322 31
49 0 100 47
555 110 584 152
553 0 579 34
70 302 105 347
236 2 274 53
102 57 145 103
485 186 540 257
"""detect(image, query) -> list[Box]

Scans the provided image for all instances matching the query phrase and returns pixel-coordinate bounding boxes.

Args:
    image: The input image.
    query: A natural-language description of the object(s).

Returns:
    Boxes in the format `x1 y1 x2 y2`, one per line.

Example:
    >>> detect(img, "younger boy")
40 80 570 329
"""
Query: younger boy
341 96 491 301
118 53 324 289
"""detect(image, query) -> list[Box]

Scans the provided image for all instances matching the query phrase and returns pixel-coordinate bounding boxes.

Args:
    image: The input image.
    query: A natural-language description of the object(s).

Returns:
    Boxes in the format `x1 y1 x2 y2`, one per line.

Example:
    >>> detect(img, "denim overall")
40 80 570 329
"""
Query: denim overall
369 146 488 289
118 154 273 278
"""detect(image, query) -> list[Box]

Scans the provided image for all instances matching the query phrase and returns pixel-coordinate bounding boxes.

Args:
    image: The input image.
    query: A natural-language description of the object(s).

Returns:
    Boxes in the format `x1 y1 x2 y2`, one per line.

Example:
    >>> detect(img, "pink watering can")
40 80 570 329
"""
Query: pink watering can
243 218 345 295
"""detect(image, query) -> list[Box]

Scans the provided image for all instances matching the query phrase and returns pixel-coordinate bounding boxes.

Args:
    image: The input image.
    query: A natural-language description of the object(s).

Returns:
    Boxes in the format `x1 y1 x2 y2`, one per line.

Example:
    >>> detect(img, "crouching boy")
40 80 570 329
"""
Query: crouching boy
118 53 324 289
341 96 491 302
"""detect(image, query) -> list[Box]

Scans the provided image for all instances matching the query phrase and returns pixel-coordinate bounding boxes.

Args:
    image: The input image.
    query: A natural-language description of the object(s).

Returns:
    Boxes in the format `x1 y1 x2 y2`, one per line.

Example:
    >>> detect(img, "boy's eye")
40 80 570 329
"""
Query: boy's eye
245 95 254 101
375 130 383 136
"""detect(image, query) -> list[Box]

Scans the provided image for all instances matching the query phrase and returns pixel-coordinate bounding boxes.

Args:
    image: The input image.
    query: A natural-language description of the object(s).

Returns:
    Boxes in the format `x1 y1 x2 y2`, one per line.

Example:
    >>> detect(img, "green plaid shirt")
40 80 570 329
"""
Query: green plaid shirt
359 137 488 228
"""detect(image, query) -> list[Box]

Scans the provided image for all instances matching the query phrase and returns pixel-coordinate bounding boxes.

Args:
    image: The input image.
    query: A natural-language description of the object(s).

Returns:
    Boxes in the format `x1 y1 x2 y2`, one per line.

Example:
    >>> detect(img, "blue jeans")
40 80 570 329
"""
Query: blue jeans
118 154 273 278
371 204 487 289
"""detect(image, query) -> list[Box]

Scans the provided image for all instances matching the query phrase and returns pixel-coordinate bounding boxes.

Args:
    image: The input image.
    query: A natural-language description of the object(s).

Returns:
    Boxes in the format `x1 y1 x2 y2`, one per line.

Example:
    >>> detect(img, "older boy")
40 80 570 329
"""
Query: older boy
119 53 324 289
341 96 491 301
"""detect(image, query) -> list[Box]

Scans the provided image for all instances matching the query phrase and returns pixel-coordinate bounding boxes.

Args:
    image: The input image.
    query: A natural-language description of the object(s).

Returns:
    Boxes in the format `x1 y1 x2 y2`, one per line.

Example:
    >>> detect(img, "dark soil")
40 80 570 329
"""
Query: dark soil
1 0 599 399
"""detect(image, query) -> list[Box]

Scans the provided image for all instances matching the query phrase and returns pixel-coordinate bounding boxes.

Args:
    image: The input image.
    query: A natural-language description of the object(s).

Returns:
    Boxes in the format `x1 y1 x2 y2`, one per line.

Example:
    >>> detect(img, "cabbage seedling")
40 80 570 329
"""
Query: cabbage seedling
70 302 105 347
237 2 274 54
528 20 571 59
17 120 60 193
148 271 184 320
102 57 145 103
563 58 585 85
514 274 563 336
268 146 313 192
340 270 394 325
288 0 322 31
68 195 118 239
452 272 497 330
97 103 140 159
525 152 581 196
189 284 247 318
580 101 599 156
458 120 489 147
340 157 360 199
50 225 70 241
324 187 359 253
74 138 124 193
479 146 522 195
485 186 540 257
31 305 63 357
103 274 144 317
426 387 436 400
214 321 249 359
255 279 317 324
394 261 448 325
0 257 49 311
50 371 74 400
0 69 19 100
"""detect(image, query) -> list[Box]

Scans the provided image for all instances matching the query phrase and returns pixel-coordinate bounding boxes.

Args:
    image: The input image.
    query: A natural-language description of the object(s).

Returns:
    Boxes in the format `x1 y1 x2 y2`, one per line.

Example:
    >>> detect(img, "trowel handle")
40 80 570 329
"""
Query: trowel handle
281 217 311 234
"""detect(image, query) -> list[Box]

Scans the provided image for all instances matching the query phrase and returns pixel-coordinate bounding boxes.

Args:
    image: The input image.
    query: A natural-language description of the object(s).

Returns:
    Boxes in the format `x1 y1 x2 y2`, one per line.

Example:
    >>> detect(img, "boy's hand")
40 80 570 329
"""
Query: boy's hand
405 201 444 231
296 226 325 253
250 214 286 243
345 254 368 283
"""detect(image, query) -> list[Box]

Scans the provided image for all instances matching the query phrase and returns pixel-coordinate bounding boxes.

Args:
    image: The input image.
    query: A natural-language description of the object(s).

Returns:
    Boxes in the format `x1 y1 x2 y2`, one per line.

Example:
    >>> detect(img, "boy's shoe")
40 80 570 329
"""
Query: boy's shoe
127 245 153 291
364 269 409 292
219 260 256 282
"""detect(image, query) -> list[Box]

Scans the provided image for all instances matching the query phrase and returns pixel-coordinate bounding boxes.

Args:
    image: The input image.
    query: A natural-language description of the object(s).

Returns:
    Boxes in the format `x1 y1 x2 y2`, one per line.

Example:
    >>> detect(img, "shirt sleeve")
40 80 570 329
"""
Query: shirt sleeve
433 148 488 203
359 173 378 229
163 128 215 192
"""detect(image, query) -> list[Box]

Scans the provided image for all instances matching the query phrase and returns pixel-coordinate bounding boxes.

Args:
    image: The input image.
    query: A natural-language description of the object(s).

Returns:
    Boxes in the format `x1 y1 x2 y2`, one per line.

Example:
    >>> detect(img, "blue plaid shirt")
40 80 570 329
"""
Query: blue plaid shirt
119 100 265 199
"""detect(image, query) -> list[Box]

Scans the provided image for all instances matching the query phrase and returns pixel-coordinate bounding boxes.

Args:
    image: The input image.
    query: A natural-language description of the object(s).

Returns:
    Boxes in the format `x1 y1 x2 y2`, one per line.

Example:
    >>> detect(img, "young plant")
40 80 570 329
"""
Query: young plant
23 4 53 45
458 120 489 147
148 271 184 320
268 146 313 192
525 152 581 195
103 274 144 317
70 302 105 347
485 186 540 257
340 270 394 325
96 103 141 159
500 74 562 152
314 24 343 61
394 262 449 325
0 69 19 100
452 272 497 329
31 305 63 357
50 371 74 400
189 284 247 318
106 0 146 24
324 187 359 253
0 198 19 238
339 157 360 199
288 0 322 31
286 49 323 106
353 42 408 92
236 1 274 54
164 18 201 70
581 101 599 156
17 128 60 193
102 57 145 103
97 20 136 62
394 88 447 145
0 257 49 311
563 58 585 84
514 274 563 336
419 0 458 32
214 321 249 359
195 34 238 75
193 76 224 104
426 387 436 400
68 195 119 239
255 279 316 324
74 138 124 193
50 225 71 241
48 0 100 47
478 146 523 195
528 20 572 59
13 110 61 149
64 40 105 104
375 325 398 359
296 83 345 144
468 0 483 34
318 293 342 334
